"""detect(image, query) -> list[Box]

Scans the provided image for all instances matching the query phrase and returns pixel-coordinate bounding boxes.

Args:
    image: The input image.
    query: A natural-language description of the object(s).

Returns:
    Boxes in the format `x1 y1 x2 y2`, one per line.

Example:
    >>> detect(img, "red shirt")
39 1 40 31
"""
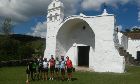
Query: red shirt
50 58 55 67
66 59 72 68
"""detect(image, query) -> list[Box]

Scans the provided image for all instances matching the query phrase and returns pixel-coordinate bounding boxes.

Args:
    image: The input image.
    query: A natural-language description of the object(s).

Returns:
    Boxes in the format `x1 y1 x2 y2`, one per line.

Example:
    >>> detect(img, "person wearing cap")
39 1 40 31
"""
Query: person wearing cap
60 56 66 81
66 56 73 81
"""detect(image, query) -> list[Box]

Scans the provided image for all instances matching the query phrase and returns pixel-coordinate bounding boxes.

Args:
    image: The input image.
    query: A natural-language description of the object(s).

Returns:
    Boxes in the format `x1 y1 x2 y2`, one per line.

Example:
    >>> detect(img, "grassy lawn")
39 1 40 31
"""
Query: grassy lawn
0 66 140 84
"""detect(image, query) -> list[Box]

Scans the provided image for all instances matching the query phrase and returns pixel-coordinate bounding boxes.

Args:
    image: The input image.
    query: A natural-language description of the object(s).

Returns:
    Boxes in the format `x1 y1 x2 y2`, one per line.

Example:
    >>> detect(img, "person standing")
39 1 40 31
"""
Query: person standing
38 56 43 80
28 60 33 80
49 55 55 80
55 57 60 80
66 56 73 81
26 62 30 84
32 57 38 80
60 56 66 81
42 58 49 80
30 58 36 81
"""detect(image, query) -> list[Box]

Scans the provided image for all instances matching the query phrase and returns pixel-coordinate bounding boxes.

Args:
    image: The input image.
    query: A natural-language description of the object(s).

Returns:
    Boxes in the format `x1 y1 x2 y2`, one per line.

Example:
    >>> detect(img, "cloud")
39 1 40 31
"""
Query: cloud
81 0 140 23
1 0 139 37
62 0 80 16
0 0 51 23
135 1 140 22
138 12 140 21
117 25 123 32
0 0 138 23
0 0 134 23
27 21 47 38
24 0 80 38
81 0 131 10
0 0 80 23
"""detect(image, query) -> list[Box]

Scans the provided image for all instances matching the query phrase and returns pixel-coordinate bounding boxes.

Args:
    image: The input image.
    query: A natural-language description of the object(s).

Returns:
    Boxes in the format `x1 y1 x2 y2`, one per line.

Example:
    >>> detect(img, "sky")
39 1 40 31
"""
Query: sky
0 0 140 38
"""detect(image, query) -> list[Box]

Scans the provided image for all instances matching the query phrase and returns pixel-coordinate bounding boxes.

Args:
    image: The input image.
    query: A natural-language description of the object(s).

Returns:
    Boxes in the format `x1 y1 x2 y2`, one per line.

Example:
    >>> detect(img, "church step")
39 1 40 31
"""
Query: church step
75 66 94 72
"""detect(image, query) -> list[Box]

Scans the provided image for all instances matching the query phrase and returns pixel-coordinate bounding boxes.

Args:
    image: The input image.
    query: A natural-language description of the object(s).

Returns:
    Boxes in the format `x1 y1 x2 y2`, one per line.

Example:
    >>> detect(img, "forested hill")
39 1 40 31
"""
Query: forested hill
0 34 45 41
10 34 45 42
0 34 45 61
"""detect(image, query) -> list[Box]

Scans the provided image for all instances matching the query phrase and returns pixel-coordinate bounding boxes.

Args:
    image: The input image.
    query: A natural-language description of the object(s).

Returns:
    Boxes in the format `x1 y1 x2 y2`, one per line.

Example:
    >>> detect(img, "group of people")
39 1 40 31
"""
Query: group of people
26 55 73 83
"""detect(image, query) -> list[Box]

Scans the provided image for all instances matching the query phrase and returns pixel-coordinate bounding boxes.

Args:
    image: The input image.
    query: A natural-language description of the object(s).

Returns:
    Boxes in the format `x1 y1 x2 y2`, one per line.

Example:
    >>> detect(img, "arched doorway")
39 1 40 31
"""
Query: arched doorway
56 18 95 67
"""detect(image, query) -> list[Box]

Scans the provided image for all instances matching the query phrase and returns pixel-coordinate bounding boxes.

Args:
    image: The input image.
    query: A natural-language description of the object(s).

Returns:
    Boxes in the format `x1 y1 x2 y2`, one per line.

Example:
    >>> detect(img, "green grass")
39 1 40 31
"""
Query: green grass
0 66 140 84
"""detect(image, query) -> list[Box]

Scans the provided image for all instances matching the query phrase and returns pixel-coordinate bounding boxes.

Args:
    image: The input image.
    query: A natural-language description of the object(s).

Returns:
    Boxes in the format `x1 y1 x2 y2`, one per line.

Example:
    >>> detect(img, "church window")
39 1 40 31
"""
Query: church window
49 14 52 21
53 3 55 7
83 26 86 30
55 13 58 20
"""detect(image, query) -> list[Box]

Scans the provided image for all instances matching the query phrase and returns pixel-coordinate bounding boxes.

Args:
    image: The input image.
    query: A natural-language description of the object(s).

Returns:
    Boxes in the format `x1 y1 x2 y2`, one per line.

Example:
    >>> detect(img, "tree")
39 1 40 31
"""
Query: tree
18 44 35 59
30 40 45 57
132 28 140 33
1 18 12 36
125 28 131 32
0 38 20 61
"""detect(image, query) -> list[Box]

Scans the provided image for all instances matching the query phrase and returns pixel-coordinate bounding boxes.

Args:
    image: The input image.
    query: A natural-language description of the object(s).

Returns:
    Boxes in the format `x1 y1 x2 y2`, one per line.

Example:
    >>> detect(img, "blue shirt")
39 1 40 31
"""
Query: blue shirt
60 60 65 69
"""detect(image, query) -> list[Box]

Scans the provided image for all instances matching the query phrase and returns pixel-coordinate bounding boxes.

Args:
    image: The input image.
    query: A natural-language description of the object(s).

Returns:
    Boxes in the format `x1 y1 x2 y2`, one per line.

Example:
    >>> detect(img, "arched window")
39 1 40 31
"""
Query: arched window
49 14 52 21
55 13 58 20
53 3 55 7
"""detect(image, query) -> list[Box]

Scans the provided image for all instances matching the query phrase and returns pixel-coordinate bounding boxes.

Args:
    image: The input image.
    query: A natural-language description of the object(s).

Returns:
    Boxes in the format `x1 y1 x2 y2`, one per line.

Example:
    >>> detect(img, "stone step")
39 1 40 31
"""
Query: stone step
118 47 139 65
75 66 94 72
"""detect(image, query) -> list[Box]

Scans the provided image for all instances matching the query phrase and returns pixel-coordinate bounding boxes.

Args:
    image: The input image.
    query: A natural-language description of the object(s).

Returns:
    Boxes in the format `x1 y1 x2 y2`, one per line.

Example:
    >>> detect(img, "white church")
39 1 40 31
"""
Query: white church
44 0 140 73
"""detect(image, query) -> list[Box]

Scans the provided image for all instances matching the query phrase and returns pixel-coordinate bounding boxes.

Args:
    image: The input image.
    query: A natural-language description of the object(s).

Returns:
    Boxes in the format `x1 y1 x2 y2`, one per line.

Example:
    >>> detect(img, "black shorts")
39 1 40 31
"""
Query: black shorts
26 69 30 74
61 68 65 73
43 68 48 72
32 68 36 73
38 67 43 72
50 66 55 72
67 68 72 73
55 68 59 72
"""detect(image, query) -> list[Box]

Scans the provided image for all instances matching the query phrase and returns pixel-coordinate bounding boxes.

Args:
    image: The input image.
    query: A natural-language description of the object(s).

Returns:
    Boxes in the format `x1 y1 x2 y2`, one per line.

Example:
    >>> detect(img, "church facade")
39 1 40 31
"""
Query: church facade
44 0 125 73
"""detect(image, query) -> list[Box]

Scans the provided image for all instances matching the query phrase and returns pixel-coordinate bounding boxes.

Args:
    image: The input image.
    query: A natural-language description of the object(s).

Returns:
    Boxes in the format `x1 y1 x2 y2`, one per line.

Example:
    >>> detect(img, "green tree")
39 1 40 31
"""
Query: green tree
18 44 35 59
132 28 140 33
30 40 45 57
125 28 130 32
0 38 20 61
1 18 12 36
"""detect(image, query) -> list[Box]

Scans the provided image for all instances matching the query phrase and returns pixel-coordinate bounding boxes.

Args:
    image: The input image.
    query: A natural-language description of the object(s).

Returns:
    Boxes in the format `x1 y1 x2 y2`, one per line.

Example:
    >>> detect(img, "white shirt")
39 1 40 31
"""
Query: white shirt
43 61 48 69
55 60 60 68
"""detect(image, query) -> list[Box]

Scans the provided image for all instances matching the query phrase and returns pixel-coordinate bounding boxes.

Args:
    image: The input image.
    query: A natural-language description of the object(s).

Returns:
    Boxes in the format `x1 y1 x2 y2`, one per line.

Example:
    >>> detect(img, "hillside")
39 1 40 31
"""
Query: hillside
0 34 45 61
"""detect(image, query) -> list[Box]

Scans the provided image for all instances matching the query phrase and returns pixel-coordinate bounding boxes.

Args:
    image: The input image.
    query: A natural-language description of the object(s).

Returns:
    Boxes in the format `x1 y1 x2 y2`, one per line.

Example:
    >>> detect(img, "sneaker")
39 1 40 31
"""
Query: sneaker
49 78 51 80
52 78 54 80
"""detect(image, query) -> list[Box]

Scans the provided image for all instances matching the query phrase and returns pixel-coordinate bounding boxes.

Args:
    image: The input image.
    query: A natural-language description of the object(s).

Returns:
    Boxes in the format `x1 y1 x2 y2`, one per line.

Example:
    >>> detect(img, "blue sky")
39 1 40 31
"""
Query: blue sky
0 0 140 37
14 16 46 34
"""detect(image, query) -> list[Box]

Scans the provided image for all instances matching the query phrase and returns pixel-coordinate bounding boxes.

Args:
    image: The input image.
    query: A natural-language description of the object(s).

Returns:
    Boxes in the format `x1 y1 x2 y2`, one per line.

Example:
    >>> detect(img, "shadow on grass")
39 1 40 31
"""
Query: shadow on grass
71 78 78 81
59 77 78 81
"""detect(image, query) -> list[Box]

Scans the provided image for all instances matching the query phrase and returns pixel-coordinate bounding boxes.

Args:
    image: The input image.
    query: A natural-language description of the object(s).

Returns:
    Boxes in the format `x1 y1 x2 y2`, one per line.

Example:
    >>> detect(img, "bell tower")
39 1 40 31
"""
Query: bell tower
44 0 64 58
47 0 64 22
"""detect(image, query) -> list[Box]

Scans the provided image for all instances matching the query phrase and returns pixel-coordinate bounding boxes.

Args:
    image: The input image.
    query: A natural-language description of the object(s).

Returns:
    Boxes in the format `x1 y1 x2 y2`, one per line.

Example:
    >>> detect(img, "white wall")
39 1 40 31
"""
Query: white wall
128 39 140 59
85 15 125 73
